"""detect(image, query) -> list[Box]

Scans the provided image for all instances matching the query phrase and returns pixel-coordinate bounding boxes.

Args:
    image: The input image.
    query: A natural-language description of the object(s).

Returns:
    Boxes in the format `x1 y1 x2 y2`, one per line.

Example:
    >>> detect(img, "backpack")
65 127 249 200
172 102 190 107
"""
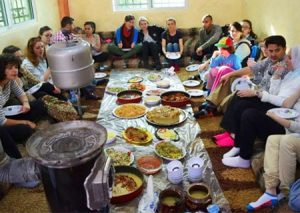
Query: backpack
250 45 261 61
289 178 300 211
236 41 252 67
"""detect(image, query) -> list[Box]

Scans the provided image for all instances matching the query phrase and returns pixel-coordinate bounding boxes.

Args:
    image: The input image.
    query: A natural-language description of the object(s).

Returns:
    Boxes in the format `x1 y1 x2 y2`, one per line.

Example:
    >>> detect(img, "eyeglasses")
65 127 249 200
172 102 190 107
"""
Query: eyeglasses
44 33 52 37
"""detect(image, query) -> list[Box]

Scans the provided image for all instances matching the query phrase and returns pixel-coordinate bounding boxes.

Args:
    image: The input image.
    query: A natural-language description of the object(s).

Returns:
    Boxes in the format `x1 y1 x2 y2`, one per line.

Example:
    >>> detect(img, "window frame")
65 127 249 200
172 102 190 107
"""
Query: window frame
113 0 188 12
0 0 37 33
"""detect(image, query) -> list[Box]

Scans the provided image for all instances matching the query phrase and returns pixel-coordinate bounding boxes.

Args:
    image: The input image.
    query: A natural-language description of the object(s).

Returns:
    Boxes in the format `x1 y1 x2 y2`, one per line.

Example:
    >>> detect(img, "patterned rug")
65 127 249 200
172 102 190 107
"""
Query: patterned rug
0 68 293 212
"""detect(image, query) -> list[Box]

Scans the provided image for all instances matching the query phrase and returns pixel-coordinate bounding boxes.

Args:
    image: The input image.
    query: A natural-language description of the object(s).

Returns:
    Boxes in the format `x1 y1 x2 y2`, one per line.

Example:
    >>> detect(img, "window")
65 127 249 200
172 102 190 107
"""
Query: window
0 0 35 28
113 0 186 11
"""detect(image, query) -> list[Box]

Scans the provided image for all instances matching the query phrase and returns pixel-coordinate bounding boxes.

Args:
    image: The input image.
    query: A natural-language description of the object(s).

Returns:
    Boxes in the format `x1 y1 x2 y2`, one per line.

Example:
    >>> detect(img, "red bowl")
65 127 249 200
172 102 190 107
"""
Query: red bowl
110 166 144 204
117 90 142 104
160 90 191 108
136 155 163 175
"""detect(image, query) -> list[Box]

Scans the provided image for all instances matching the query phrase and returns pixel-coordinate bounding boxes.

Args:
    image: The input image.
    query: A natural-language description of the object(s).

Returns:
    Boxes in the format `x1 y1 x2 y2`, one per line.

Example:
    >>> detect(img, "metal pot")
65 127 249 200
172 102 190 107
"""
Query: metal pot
47 40 94 89
26 121 112 212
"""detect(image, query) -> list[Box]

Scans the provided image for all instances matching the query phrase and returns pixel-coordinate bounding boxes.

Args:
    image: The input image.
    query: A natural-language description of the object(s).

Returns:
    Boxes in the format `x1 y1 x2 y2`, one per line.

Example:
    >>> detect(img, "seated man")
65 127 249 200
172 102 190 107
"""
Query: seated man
108 15 142 67
51 16 75 43
192 14 222 62
220 37 300 168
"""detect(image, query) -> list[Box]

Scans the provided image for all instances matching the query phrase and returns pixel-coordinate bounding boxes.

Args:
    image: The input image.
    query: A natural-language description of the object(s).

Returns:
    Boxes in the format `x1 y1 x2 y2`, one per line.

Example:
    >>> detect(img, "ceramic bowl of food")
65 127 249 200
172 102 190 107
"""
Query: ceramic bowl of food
161 90 191 108
156 80 170 88
136 155 163 175
158 187 185 213
111 166 144 204
185 183 212 212
154 141 186 161
117 90 142 104
144 96 161 106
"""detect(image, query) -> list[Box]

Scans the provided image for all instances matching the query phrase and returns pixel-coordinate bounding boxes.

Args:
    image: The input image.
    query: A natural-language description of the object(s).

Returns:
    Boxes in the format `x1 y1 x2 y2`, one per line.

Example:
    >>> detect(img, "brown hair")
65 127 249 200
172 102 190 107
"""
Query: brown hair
242 19 257 39
222 46 235 54
125 15 135 22
166 17 176 42
26 37 45 66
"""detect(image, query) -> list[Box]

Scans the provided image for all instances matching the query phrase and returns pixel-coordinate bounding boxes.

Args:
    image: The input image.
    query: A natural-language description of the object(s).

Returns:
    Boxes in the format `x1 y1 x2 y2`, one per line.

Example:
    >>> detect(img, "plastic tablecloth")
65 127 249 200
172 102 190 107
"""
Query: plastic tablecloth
97 69 230 212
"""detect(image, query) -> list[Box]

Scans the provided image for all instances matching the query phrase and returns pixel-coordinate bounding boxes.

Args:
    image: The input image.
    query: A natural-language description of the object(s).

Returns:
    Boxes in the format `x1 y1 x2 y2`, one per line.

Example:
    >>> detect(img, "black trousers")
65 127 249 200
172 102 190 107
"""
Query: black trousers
192 44 217 62
93 52 109 63
220 95 277 134
220 94 286 159
142 41 161 65
0 125 34 159
1 99 47 159
33 82 67 101
235 108 285 159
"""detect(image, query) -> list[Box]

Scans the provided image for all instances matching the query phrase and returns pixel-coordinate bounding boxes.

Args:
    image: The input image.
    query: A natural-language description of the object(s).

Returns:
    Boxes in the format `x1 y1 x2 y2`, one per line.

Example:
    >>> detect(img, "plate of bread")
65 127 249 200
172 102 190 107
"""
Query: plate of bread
145 106 187 126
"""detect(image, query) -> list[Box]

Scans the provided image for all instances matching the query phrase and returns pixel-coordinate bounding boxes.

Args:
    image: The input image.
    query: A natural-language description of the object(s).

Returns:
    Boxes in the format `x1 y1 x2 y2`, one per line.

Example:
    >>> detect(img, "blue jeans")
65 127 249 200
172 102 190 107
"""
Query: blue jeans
167 43 179 52
166 43 180 65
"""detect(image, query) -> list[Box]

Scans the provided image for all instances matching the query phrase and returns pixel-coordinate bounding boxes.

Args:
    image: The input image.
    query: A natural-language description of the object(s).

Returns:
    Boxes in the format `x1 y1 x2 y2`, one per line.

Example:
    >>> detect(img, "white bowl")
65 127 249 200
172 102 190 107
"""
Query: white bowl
144 96 161 106
187 157 204 182
167 160 184 184
156 80 170 88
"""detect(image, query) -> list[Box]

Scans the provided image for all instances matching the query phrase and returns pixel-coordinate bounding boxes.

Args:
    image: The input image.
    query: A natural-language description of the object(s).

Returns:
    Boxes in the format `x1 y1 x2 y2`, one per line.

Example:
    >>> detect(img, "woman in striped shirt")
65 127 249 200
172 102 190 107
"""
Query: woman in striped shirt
0 54 47 159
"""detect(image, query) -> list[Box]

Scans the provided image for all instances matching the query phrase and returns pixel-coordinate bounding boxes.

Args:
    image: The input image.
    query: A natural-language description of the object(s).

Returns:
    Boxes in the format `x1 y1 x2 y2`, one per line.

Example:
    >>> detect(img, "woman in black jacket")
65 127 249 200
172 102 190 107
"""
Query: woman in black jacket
138 17 164 70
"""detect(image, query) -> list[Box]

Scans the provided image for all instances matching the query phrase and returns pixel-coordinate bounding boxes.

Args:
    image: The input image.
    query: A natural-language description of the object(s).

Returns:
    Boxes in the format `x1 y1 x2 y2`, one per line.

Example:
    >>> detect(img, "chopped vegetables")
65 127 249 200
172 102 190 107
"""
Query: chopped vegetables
155 142 183 160
106 148 132 166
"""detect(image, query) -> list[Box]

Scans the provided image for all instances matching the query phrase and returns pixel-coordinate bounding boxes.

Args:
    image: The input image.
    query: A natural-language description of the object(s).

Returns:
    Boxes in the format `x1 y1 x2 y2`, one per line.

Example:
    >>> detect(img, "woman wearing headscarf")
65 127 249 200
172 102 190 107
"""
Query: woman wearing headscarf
246 46 300 211
222 46 300 167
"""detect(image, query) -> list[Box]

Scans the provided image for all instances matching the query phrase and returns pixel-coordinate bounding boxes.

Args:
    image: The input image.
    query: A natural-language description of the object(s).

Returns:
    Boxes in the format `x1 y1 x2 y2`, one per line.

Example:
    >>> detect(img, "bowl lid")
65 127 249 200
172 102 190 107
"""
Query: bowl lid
48 39 88 50
26 121 107 168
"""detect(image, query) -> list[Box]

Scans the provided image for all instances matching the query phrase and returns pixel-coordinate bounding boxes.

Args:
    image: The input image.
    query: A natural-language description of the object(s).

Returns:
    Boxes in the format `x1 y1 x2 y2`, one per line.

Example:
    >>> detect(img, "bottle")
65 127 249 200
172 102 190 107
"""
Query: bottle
207 204 220 213
69 90 78 104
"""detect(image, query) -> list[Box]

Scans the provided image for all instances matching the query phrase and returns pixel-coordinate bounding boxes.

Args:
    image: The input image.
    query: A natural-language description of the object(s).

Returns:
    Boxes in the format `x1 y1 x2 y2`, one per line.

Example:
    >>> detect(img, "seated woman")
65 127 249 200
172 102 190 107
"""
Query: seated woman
3 44 66 101
221 45 300 168
138 16 164 70
247 85 300 211
0 54 47 159
107 15 142 67
22 37 51 82
3 46 78 121
229 21 252 67
161 17 184 71
39 26 52 50
241 19 258 45
82 21 109 64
